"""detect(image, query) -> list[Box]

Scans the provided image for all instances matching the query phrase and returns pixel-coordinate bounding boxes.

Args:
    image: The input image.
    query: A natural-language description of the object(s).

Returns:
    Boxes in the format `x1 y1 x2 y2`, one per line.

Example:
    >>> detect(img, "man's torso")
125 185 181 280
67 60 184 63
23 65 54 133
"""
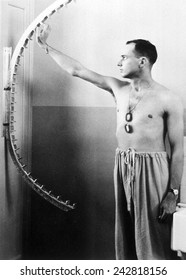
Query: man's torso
112 81 171 152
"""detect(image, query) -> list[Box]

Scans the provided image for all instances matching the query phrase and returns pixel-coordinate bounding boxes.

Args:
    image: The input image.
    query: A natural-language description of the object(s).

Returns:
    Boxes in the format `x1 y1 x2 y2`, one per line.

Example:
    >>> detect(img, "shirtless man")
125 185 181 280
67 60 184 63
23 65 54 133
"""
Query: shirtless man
36 24 184 260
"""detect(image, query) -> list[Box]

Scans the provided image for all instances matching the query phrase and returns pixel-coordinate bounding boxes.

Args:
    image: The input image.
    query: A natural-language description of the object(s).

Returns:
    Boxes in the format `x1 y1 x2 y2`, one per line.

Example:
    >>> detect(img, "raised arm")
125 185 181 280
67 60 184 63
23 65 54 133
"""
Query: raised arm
159 94 184 222
36 24 117 94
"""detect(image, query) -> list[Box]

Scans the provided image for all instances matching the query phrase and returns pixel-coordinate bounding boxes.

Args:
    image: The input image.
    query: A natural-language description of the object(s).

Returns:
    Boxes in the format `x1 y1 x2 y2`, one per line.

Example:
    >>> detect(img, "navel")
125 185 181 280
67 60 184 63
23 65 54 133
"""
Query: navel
148 114 153 118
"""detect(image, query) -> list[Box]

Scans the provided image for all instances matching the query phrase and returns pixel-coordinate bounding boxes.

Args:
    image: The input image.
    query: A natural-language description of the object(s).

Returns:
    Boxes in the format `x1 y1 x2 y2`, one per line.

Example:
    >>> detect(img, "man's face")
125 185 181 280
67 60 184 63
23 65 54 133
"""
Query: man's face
117 43 141 78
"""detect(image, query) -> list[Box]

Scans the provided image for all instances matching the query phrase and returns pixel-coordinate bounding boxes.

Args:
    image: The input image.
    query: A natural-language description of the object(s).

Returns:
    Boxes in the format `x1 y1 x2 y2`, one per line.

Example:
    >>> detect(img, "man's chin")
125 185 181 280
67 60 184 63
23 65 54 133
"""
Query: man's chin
120 72 128 79
121 72 135 79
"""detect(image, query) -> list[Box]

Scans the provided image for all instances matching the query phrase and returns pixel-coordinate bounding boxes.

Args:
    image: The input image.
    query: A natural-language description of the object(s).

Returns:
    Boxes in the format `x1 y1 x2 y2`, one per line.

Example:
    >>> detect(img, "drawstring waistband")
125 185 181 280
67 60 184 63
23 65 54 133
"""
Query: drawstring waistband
124 147 136 188
117 147 136 211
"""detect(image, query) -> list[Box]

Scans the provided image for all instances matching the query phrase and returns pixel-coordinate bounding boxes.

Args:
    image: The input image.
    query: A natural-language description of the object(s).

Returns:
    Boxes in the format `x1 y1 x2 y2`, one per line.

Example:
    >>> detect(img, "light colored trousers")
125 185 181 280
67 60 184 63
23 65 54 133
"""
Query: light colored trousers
114 147 176 260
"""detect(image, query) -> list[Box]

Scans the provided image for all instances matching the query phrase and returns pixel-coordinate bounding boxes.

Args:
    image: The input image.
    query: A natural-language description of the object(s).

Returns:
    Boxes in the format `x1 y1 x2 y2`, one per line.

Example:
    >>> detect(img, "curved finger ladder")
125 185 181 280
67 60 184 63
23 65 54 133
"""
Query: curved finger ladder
6 0 76 211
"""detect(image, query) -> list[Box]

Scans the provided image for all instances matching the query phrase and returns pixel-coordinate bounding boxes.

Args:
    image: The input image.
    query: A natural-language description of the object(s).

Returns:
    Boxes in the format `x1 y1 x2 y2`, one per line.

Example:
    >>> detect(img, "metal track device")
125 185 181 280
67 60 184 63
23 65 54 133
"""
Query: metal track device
6 0 76 211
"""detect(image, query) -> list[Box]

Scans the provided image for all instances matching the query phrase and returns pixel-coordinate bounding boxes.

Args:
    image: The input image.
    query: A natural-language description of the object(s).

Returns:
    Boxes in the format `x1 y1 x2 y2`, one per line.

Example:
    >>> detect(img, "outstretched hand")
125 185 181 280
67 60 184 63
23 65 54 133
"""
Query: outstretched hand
36 24 51 49
158 191 177 223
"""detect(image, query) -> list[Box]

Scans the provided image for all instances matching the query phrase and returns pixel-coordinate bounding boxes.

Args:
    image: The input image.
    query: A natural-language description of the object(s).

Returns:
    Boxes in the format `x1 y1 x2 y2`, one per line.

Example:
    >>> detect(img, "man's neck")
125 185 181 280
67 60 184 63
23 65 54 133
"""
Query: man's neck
130 75 155 93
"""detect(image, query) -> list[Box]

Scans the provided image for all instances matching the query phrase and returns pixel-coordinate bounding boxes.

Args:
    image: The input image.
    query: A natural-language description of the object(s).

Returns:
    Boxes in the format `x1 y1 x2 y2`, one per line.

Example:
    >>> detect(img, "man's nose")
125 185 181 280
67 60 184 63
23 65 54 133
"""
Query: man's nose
117 59 122 67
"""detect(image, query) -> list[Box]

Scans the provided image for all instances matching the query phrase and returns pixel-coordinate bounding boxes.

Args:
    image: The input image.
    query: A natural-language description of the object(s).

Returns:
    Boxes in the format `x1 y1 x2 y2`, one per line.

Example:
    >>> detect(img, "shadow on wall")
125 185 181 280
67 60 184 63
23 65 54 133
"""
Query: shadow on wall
24 105 117 260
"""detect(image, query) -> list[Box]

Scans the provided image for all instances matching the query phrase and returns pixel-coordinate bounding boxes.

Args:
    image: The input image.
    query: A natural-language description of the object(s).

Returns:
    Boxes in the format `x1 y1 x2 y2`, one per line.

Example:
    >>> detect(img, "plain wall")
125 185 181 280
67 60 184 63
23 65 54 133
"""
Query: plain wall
28 0 186 259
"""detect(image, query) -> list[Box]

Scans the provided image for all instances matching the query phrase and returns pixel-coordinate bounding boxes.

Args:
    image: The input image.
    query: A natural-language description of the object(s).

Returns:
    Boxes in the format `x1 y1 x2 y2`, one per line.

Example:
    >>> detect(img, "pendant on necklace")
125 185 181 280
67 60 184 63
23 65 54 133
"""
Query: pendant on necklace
125 112 133 122
125 123 133 133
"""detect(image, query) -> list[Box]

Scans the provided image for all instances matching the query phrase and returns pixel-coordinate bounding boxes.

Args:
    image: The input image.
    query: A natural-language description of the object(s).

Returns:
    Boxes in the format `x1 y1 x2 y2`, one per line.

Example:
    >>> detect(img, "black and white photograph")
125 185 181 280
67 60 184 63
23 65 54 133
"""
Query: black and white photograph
0 0 186 277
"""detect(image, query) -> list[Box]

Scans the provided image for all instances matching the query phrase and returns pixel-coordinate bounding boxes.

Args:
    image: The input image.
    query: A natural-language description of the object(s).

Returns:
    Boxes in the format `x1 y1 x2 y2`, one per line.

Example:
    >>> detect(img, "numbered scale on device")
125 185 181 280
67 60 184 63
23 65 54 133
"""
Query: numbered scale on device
4 0 77 212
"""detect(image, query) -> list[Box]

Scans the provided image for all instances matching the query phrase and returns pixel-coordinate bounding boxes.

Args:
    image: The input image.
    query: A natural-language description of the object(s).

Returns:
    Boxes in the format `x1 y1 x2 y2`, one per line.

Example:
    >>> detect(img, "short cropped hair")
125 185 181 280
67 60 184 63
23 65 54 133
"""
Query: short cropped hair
126 39 158 65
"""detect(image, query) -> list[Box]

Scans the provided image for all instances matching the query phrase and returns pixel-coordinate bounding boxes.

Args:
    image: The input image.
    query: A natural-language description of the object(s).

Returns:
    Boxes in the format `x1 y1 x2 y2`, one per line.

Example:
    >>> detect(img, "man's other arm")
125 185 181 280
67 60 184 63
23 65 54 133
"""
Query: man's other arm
159 93 184 222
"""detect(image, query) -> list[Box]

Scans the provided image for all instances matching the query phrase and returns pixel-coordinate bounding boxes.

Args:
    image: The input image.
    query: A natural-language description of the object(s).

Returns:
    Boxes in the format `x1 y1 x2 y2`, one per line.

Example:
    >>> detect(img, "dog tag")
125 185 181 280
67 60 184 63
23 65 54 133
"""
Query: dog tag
125 123 133 133
125 112 132 122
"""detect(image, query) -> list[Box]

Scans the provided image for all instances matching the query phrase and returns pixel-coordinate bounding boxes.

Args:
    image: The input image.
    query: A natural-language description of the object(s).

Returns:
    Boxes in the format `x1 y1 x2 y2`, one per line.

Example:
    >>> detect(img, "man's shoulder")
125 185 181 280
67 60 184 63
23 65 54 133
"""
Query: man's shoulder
154 82 170 95
109 77 130 88
108 77 130 100
156 84 183 113
155 83 180 101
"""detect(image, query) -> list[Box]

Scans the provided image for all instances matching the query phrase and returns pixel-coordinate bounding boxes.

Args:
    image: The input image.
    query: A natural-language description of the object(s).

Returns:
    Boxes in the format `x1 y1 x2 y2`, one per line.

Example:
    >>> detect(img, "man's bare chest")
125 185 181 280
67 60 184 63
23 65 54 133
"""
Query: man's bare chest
116 94 165 127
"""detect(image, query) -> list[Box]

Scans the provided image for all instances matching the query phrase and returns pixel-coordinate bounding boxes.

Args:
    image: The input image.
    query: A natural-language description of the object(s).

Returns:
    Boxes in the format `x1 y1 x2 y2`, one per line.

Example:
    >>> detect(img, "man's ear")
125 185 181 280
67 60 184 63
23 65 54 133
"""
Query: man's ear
139 57 148 68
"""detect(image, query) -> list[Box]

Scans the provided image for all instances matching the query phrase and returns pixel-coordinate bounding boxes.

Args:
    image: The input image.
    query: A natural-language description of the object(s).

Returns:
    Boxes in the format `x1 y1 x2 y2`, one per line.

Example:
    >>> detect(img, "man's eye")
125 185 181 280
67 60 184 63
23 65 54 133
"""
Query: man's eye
122 56 127 60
